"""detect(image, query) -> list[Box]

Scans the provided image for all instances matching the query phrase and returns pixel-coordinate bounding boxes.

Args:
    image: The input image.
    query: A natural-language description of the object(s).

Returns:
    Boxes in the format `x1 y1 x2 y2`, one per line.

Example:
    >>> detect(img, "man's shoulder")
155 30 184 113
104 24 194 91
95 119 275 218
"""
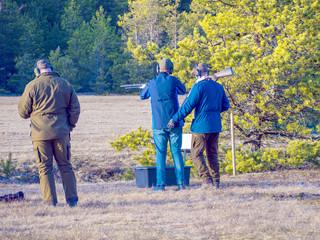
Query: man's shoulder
31 73 71 91
170 75 179 81
42 72 70 83
194 80 223 94
198 79 222 87
25 77 40 89
195 79 210 88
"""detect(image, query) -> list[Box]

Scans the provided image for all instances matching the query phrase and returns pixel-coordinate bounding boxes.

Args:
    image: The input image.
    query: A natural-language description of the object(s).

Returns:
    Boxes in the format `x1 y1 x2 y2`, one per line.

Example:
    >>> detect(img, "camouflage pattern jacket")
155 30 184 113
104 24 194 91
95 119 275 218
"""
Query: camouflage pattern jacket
18 72 80 141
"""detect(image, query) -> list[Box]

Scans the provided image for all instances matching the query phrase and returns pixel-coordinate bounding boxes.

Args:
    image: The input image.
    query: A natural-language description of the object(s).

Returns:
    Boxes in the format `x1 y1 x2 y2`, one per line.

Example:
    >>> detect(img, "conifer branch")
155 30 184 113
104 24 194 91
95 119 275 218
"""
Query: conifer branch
0 0 27 13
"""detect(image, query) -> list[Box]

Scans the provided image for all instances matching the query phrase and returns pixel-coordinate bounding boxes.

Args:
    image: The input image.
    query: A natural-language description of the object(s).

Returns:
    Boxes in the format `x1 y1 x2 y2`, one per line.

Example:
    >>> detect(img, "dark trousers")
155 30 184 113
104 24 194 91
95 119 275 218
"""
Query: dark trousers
191 132 220 183
33 135 78 205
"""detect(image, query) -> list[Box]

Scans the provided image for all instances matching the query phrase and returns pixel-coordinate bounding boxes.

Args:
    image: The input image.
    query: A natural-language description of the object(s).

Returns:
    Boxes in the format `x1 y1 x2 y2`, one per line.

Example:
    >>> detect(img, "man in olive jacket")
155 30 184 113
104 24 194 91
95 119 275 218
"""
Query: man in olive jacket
18 59 80 207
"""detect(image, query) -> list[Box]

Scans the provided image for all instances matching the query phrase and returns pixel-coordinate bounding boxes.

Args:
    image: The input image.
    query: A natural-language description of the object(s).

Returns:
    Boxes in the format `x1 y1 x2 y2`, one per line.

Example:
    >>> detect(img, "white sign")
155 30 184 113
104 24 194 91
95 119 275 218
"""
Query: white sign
181 133 192 150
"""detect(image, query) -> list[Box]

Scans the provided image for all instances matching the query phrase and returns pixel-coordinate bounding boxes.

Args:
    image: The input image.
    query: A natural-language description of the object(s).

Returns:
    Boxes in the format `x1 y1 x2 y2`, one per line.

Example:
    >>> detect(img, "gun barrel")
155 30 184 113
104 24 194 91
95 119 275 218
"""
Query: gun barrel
124 86 141 89
120 84 144 89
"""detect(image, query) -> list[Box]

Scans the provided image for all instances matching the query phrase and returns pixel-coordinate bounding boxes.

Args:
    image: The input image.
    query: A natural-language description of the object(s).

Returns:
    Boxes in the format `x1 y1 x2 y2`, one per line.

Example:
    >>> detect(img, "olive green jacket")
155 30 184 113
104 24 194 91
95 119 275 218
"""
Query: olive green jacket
18 72 80 141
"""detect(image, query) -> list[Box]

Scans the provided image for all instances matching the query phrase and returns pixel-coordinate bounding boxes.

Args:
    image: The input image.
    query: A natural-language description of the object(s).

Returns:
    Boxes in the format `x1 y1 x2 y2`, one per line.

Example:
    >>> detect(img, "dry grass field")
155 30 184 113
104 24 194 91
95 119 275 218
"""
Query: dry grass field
0 95 152 167
1 95 320 240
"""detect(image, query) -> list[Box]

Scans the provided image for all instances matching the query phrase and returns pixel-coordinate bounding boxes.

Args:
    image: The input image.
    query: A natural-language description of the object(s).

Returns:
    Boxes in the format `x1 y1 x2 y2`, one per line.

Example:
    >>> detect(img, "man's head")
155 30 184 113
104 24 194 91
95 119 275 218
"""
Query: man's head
34 59 54 76
158 58 174 74
191 63 209 77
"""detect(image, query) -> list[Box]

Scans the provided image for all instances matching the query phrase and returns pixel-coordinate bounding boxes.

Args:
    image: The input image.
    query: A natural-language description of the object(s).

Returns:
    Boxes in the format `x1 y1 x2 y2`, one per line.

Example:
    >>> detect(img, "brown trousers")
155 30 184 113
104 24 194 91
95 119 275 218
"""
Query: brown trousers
33 135 77 205
191 132 220 183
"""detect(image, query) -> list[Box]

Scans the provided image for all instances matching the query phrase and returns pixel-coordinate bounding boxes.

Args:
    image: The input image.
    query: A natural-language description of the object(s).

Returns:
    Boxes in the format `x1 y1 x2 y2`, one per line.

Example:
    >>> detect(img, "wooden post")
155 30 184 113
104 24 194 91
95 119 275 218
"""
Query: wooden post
230 111 236 176
183 149 187 163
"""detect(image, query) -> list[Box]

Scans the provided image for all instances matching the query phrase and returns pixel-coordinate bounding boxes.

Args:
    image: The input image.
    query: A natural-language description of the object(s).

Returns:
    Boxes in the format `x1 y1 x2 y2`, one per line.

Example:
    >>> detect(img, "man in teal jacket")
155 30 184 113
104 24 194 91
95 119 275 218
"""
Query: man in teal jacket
140 58 186 191
168 63 229 189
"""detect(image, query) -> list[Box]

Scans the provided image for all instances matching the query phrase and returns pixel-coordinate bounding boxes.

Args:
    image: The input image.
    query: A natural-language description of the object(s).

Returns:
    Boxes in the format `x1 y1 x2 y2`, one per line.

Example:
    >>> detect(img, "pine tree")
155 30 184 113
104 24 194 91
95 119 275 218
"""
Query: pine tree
0 0 23 92
171 0 320 148
88 6 123 93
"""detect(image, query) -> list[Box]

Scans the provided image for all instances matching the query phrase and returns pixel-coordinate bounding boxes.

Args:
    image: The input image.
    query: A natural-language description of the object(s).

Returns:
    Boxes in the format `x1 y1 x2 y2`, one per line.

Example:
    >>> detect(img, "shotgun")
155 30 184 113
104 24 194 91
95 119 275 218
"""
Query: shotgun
120 84 145 90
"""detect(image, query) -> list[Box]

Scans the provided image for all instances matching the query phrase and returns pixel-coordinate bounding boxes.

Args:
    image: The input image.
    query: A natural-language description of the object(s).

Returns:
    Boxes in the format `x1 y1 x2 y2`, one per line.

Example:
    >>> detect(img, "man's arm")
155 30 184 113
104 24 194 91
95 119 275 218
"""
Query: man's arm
172 85 200 123
168 87 200 129
140 83 150 100
67 86 80 131
18 85 33 119
176 79 186 95
221 88 230 113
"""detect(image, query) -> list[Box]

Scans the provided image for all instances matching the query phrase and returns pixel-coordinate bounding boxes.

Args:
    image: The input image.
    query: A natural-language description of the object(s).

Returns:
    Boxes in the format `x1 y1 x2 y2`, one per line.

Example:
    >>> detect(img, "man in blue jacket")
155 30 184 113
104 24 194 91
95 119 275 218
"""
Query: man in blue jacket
168 63 230 189
140 58 186 191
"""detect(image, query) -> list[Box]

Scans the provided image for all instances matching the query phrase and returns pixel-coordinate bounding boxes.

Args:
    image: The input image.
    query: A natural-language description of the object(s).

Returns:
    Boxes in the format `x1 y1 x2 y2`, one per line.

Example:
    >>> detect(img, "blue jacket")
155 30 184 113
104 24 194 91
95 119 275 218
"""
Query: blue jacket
140 72 186 129
172 79 229 133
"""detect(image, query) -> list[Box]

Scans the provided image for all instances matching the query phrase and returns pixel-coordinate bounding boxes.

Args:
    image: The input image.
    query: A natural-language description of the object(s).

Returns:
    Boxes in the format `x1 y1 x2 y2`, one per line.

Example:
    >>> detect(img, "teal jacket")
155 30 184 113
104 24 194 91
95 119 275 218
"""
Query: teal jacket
140 72 186 129
172 79 229 133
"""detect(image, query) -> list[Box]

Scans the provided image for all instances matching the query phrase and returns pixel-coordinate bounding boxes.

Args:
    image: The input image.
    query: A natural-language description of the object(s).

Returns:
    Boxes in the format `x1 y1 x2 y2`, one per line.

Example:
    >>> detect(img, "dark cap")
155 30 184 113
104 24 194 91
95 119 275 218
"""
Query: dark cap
159 58 173 72
36 59 52 70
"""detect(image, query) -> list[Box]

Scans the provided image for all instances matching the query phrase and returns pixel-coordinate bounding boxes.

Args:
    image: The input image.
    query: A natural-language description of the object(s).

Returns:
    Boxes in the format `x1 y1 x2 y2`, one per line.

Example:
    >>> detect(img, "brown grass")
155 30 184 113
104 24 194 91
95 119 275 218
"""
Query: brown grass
1 95 320 240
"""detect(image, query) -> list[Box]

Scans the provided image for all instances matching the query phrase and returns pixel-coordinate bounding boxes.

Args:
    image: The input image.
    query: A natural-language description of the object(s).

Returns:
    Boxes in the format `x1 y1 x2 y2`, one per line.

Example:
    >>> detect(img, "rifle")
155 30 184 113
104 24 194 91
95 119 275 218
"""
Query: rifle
0 191 24 202
200 67 234 81
120 84 145 90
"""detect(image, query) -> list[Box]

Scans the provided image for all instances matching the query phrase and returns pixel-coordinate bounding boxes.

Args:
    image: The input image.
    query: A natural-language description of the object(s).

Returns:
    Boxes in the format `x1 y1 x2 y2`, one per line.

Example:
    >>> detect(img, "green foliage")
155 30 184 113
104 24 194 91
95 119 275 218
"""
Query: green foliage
110 126 156 166
1 0 319 158
220 140 320 174
61 0 85 39
1 0 130 94
0 89 11 95
0 153 16 178
0 0 23 91
88 6 123 93
286 140 320 168
118 0 194 85
222 147 286 174
7 53 35 93
120 168 135 181
48 47 81 90
110 126 176 167
123 0 320 149
61 5 126 93
186 0 320 147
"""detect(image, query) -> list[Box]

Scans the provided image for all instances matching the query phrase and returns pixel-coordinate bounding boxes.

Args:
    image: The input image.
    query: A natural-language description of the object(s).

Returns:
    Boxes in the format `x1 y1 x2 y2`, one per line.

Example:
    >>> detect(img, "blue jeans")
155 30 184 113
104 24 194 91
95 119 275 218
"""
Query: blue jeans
153 127 185 186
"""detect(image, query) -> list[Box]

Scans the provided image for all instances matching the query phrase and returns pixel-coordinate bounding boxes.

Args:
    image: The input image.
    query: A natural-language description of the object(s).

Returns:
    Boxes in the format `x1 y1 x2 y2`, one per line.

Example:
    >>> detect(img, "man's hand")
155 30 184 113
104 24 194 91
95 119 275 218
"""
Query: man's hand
202 74 218 81
212 74 218 81
139 84 146 89
167 119 175 130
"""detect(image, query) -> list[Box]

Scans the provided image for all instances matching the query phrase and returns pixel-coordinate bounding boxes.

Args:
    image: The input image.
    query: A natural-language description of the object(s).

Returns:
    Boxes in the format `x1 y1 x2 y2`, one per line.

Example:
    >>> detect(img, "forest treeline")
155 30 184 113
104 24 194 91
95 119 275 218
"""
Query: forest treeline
0 0 192 94
1 0 319 149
